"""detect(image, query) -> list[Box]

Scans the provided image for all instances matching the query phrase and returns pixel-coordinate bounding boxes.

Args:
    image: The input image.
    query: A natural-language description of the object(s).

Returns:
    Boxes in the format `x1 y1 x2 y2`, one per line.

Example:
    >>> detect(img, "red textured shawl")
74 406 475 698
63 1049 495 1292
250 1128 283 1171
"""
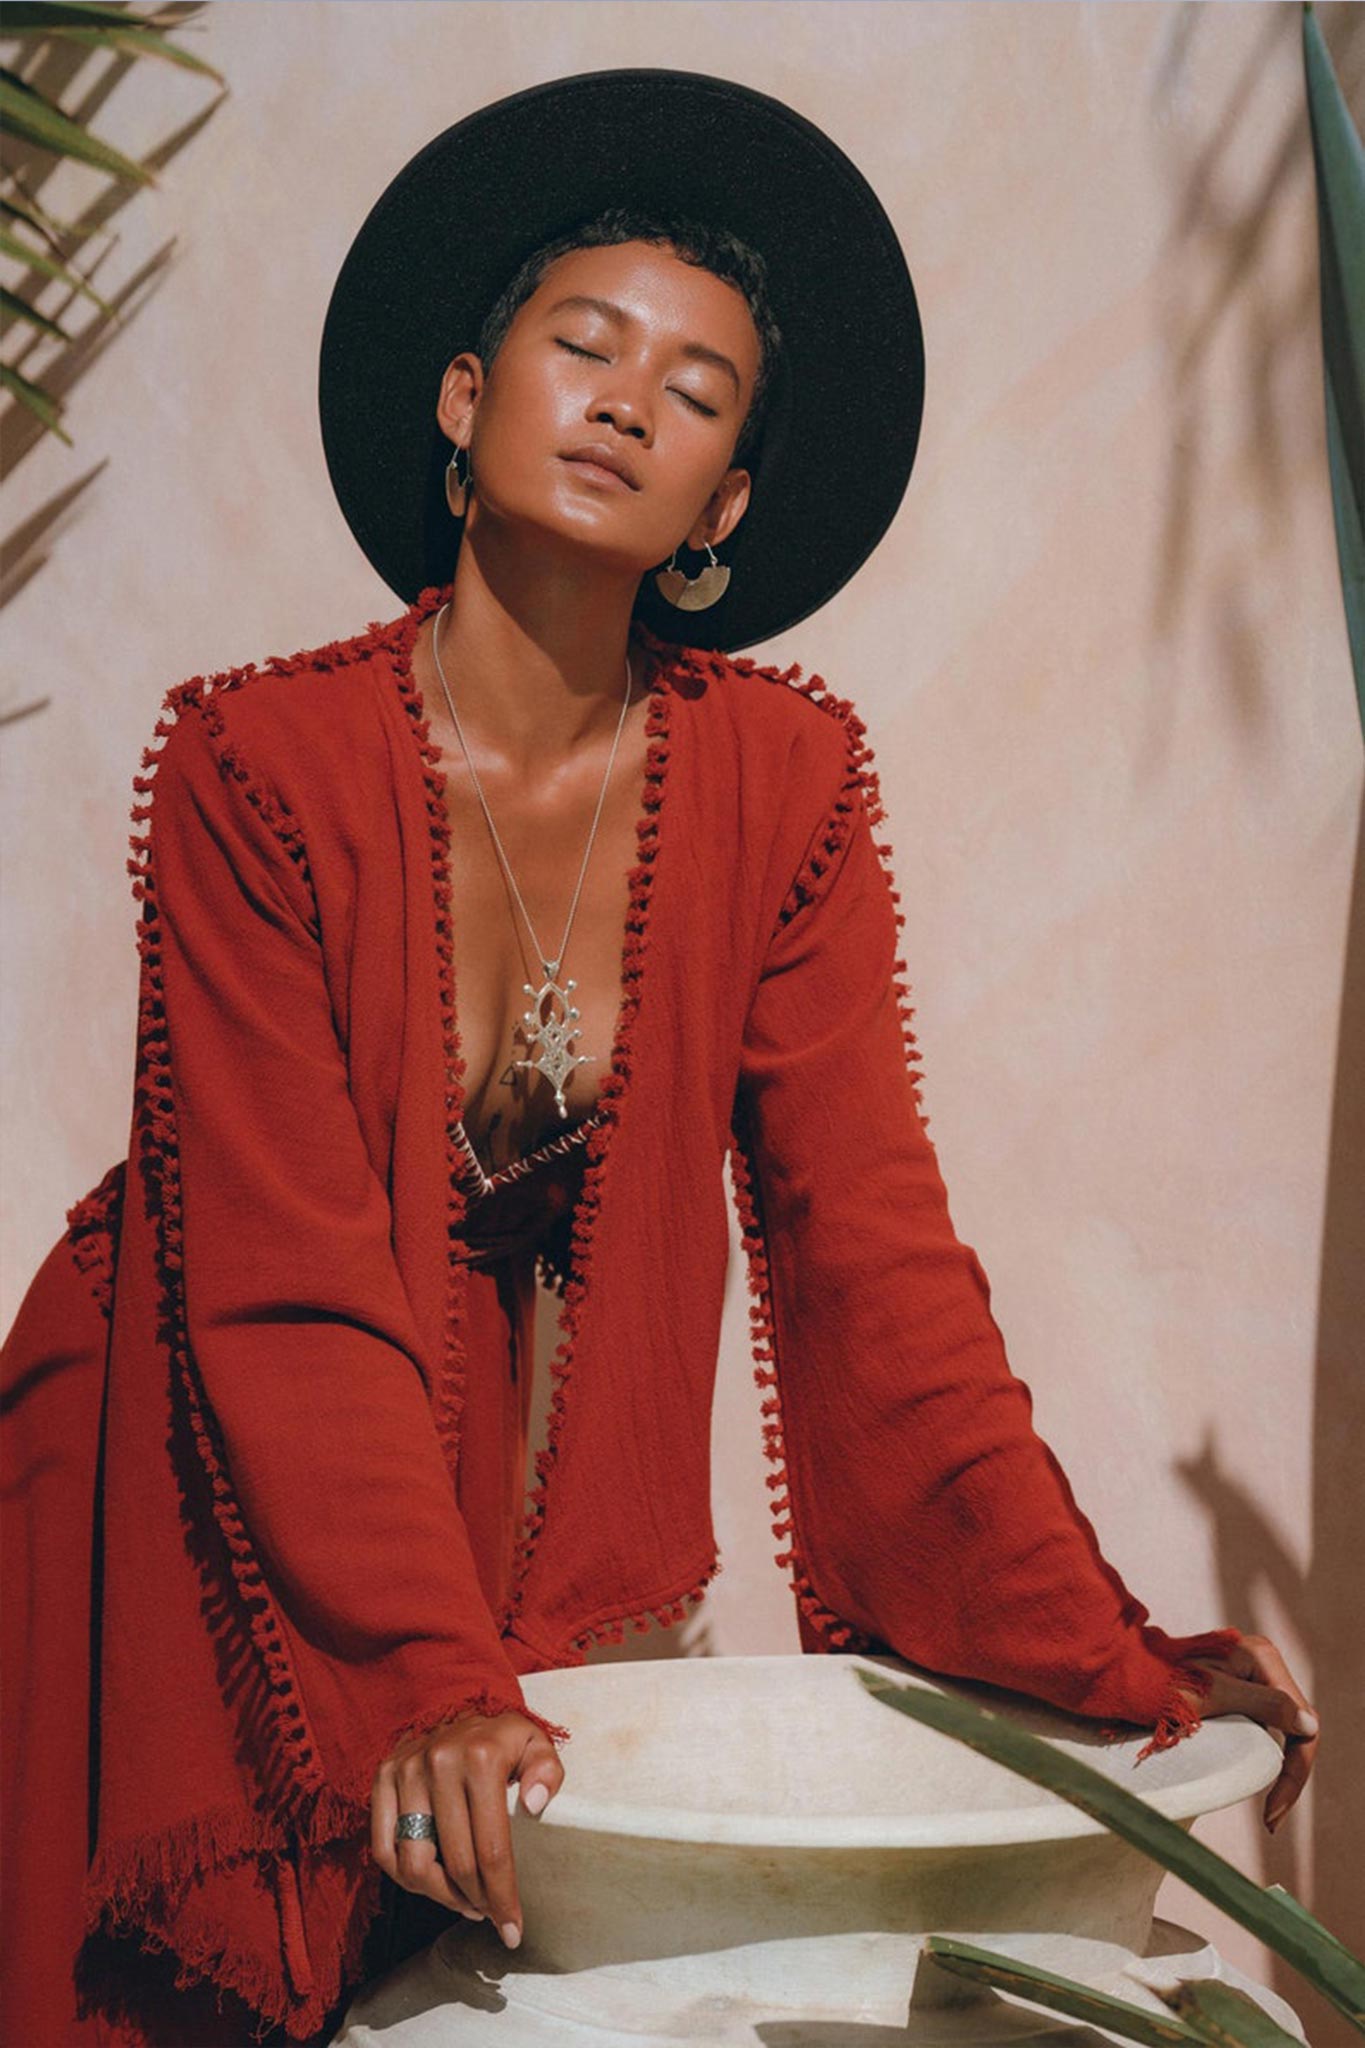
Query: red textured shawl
0 584 1239 2044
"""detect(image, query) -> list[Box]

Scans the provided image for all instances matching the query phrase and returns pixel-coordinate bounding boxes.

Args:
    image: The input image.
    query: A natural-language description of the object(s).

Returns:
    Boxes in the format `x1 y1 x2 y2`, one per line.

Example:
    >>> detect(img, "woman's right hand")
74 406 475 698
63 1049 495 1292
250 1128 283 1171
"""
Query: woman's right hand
370 1707 565 1949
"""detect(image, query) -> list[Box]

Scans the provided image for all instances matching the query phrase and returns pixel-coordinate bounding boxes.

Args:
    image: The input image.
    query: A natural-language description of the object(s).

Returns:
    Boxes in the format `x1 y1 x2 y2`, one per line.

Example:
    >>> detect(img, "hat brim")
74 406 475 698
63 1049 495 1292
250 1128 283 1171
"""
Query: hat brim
318 65 924 652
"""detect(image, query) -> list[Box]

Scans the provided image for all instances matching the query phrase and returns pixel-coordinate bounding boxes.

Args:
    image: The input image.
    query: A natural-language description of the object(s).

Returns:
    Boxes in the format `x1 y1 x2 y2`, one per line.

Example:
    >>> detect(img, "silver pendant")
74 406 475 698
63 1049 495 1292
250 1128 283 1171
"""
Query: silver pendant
513 966 598 1116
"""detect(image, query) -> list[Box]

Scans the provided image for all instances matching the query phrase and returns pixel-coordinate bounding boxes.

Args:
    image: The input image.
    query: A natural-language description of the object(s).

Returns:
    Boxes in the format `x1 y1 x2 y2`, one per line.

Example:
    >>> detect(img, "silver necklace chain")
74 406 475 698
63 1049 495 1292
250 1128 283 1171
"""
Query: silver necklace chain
428 599 635 1116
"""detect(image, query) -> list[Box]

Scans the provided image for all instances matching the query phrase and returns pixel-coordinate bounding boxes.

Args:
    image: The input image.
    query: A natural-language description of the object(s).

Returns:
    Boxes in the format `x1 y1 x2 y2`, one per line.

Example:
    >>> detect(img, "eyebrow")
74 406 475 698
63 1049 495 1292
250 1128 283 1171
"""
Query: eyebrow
543 293 742 398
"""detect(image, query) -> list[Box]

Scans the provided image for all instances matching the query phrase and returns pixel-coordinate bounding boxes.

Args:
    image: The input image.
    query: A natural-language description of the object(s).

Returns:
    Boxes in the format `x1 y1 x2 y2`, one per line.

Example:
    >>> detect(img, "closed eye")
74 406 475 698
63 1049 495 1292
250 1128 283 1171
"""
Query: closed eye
554 338 718 417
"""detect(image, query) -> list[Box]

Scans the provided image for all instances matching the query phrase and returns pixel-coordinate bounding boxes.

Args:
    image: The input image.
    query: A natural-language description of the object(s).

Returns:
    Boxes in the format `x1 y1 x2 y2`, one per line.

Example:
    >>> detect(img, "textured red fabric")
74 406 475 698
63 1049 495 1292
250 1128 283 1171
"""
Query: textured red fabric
1 582 1239 2044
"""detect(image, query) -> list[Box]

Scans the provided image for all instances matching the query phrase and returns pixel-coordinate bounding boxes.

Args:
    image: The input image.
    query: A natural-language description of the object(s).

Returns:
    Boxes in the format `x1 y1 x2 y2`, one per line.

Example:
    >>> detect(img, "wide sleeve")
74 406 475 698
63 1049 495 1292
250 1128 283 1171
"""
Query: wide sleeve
730 726 1240 1754
148 699 568 1810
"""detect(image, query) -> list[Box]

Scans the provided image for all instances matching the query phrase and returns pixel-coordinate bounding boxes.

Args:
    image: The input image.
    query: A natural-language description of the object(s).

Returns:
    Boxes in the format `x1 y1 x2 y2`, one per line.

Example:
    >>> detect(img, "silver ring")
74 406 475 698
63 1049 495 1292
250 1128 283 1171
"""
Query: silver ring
395 1811 439 1844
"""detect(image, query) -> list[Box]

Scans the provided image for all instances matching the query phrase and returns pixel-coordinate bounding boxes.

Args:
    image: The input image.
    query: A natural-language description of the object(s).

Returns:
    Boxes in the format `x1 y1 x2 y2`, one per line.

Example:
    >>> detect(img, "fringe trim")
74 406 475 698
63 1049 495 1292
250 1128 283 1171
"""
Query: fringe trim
495 636 677 1636
696 637 931 1122
80 1787 384 2040
1123 1627 1246 1761
63 1156 126 1321
96 595 590 2037
675 635 923 1651
727 1092 880 1656
128 696 327 1824
534 1246 572 1299
82 1786 370 1936
120 608 424 1835
388 584 476 1490
560 1552 725 1657
354 1686 574 1776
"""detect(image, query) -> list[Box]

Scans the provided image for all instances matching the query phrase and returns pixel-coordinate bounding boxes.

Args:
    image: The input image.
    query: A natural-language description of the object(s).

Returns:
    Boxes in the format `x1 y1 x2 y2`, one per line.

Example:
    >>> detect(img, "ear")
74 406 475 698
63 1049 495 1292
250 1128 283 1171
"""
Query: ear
689 465 752 552
436 351 484 446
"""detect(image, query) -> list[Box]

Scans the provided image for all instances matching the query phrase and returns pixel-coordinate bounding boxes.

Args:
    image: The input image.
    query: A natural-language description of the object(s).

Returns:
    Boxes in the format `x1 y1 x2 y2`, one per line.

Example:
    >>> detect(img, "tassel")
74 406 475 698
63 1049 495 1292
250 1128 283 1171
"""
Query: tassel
558 1554 723 1660
390 585 475 1483
727 1098 879 1659
63 1157 126 1319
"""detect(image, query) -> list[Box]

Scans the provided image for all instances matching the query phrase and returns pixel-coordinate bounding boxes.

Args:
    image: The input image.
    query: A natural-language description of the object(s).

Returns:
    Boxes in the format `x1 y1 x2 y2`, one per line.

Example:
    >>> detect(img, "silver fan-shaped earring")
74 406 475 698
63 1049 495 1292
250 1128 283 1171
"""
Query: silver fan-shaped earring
445 442 473 518
654 538 731 611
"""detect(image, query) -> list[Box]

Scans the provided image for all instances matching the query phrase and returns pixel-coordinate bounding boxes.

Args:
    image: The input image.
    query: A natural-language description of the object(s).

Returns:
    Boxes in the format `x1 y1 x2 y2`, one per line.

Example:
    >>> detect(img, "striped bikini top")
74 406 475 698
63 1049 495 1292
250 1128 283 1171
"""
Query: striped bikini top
450 1110 606 1277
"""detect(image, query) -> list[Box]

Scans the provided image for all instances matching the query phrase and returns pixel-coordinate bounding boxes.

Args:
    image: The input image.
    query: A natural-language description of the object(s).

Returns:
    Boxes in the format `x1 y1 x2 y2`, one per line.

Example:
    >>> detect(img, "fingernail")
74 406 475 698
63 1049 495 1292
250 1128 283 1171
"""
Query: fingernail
1294 1708 1319 1738
458 1907 483 1922
524 1783 549 1816
500 1921 522 1949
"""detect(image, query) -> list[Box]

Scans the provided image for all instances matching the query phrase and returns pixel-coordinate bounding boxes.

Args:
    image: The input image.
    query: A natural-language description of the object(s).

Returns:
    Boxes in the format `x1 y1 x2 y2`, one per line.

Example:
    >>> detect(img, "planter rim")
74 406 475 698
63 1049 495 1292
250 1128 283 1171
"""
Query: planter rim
519 1654 1283 1849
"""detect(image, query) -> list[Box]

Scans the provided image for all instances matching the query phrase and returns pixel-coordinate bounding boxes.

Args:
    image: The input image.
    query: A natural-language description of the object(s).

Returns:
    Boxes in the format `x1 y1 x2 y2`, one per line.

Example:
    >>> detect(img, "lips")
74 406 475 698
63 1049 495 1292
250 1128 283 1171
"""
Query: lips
561 444 640 490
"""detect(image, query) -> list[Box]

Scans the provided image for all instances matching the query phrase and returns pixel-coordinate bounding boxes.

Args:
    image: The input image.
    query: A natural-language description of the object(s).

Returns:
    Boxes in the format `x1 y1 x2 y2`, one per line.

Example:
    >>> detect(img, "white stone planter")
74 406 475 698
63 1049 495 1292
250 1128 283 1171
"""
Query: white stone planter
333 1653 1304 2044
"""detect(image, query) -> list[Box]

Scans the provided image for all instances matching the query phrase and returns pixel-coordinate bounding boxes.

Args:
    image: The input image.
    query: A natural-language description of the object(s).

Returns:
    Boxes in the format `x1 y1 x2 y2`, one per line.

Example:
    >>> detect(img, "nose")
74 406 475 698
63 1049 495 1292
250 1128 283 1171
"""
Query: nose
590 369 652 441
592 403 650 443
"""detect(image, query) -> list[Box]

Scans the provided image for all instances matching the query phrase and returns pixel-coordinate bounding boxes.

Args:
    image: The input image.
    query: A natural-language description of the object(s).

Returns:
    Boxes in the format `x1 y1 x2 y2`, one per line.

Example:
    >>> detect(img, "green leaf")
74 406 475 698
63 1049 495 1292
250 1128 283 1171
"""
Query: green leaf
2 8 225 84
0 282 72 338
0 68 156 185
0 360 73 444
924 1935 1206 2046
0 190 103 246
856 1667 1365 2032
0 225 115 312
0 0 166 18
1266 1882 1360 1961
1156 1976 1307 2048
1302 1 1365 741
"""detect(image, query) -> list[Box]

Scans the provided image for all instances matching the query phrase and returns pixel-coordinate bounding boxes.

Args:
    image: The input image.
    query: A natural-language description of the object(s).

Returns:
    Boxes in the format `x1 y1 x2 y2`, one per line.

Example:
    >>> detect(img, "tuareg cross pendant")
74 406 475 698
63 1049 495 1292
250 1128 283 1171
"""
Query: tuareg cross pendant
513 963 599 1117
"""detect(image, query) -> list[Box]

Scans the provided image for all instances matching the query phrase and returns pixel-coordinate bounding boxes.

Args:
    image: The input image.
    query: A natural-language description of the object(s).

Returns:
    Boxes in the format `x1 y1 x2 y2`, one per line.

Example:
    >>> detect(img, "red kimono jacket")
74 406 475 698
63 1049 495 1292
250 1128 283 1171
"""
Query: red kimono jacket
1 582 1239 2045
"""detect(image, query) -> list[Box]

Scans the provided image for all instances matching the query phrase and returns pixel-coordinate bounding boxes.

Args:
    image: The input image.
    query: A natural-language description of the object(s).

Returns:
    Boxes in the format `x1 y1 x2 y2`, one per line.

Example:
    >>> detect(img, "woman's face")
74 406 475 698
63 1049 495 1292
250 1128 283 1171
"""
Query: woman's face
436 238 761 576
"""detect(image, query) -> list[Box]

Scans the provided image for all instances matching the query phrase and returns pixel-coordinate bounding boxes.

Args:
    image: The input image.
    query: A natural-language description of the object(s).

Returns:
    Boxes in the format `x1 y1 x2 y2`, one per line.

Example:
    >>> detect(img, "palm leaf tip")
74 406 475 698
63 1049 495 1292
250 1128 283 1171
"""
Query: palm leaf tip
924 1934 1207 2047
1155 1975 1309 2048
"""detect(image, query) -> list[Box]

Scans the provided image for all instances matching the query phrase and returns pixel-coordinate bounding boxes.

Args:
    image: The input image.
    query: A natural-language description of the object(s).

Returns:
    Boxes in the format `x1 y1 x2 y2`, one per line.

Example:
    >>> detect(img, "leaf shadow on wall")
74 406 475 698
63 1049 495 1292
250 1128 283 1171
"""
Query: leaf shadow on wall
1147 6 1364 2044
1 4 226 726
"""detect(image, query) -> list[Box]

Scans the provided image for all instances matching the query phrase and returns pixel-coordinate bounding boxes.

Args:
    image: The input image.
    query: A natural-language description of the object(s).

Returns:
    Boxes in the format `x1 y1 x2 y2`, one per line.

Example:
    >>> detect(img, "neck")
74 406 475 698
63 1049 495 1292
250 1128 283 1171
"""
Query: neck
423 515 650 772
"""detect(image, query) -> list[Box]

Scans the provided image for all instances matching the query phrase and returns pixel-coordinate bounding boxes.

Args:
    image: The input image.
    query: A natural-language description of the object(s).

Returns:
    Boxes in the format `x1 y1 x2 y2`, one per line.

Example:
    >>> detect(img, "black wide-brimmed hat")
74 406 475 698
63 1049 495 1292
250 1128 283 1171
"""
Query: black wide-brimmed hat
318 66 924 653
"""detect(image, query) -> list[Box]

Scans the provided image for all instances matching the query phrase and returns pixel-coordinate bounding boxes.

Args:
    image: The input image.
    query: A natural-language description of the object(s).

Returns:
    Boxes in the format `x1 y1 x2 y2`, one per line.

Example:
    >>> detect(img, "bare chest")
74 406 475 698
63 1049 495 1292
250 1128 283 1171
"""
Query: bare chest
432 709 653 1176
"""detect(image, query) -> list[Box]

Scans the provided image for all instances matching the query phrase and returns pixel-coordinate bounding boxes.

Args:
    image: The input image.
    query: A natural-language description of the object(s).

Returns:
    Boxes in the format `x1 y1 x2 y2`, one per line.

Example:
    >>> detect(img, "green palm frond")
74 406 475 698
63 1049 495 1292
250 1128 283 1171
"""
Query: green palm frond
0 361 71 443
0 226 116 313
857 1667 1364 2036
925 1936 1209 2047
1 189 104 245
0 283 73 340
1 4 224 82
0 67 158 185
1 4 224 450
1302 0 1365 739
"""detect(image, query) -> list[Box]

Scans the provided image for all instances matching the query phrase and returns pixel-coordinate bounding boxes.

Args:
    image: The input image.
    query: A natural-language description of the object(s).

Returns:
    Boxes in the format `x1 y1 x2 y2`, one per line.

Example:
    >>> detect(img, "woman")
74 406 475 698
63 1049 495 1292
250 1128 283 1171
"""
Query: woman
0 67 1318 2048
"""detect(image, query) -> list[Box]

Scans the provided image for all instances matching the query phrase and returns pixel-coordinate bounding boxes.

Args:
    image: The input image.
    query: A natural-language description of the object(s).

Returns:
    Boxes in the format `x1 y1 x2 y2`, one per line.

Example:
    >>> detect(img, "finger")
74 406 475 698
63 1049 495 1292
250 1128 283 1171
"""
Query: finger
464 1733 522 1948
1182 1639 1259 1681
1223 1636 1319 1741
1229 1640 1322 1828
393 1757 483 1919
430 1754 488 1919
394 1827 482 1918
371 1764 399 1883
514 1735 566 1819
1265 1734 1315 1832
1178 1666 1319 1828
1183 1667 1317 1743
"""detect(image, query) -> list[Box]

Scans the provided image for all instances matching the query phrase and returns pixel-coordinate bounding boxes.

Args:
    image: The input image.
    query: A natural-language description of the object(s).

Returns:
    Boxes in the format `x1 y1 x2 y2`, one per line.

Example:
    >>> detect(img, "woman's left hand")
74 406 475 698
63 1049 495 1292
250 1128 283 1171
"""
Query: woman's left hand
1176 1632 1318 1833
